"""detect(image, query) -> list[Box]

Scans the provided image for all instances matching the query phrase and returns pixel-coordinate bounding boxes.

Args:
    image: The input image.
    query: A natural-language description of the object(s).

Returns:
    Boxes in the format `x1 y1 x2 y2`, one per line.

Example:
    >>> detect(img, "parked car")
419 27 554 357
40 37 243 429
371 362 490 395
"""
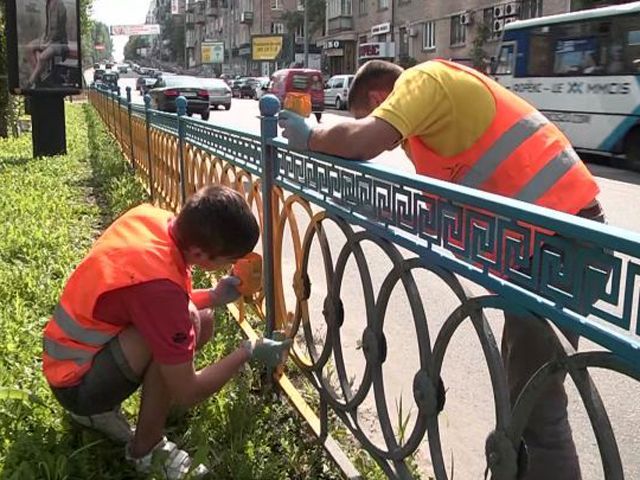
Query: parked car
254 77 271 100
324 74 354 110
93 62 100 70
93 68 105 82
148 76 210 121
269 69 325 122
117 64 129 74
201 78 232 110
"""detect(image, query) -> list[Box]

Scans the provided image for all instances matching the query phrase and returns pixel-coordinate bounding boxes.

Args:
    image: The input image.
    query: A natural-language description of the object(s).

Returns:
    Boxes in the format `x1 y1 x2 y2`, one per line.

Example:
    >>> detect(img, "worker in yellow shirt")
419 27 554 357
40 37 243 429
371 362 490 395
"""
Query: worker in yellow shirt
279 59 605 480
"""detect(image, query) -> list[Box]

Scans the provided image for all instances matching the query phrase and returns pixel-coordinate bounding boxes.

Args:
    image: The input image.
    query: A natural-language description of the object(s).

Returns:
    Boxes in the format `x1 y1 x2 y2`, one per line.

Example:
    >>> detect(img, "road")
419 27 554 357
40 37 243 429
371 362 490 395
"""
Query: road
105 71 640 479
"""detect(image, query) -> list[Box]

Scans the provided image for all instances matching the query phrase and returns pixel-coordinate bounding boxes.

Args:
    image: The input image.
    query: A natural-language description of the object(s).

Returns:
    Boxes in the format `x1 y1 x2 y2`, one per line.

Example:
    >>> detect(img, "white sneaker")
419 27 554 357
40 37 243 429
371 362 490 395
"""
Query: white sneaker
126 437 209 480
69 406 134 444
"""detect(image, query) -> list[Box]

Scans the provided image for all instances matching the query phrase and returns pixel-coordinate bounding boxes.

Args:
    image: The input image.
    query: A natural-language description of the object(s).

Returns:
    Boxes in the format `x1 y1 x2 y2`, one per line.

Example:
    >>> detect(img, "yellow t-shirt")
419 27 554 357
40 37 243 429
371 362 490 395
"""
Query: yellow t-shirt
372 61 497 157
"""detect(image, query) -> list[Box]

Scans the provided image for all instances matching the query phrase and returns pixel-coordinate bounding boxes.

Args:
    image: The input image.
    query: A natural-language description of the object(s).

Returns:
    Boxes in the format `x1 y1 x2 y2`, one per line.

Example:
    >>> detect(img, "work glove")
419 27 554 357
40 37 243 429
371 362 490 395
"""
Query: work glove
209 276 241 307
278 110 312 151
243 337 293 368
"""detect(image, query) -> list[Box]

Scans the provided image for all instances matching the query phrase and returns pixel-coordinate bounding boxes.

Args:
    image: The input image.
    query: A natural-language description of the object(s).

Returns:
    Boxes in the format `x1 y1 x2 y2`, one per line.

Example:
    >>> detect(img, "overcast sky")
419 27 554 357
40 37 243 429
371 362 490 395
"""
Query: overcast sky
91 0 152 60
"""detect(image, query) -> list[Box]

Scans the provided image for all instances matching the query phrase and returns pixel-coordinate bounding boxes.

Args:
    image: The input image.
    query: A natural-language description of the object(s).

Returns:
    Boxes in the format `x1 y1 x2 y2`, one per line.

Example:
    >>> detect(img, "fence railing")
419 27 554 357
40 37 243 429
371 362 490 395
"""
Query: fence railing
89 86 640 480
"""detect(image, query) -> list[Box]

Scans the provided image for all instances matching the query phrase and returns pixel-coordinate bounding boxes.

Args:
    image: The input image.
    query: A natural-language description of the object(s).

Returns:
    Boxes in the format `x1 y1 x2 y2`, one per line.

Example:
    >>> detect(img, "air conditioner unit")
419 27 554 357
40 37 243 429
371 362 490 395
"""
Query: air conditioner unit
493 5 505 18
460 11 473 26
493 18 505 33
408 27 418 37
504 17 517 27
505 2 520 17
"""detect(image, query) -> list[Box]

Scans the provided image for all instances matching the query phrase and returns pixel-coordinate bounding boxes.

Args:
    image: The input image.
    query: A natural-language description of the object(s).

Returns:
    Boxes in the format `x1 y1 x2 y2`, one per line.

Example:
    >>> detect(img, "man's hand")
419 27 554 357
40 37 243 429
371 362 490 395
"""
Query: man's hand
278 110 312 150
209 276 241 307
243 337 293 368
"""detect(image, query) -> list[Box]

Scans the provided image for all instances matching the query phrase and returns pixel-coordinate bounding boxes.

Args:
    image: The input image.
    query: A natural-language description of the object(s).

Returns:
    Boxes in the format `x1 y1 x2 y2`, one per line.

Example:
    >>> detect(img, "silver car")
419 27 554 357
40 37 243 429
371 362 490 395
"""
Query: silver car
201 78 232 110
324 74 354 110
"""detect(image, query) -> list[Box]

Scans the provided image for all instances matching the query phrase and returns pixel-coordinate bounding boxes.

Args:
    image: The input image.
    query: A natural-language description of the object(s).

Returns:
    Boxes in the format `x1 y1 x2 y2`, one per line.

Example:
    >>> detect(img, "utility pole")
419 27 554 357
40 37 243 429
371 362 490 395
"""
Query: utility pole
303 0 309 67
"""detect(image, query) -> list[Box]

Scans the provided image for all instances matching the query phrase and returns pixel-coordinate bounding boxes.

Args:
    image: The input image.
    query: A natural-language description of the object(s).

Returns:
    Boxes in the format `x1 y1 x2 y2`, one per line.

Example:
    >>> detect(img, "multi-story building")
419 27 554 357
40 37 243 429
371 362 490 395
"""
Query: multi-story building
184 0 324 76
320 0 572 76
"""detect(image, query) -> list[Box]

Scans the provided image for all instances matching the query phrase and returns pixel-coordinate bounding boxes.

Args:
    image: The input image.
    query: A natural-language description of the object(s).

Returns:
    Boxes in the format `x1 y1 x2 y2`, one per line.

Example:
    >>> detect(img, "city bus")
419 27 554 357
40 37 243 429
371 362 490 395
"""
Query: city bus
492 2 640 170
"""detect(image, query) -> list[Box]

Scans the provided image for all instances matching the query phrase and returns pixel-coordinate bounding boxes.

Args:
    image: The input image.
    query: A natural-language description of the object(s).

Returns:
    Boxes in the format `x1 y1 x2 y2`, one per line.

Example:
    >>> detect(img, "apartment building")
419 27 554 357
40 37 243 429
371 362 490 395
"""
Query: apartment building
184 0 323 76
320 0 572 76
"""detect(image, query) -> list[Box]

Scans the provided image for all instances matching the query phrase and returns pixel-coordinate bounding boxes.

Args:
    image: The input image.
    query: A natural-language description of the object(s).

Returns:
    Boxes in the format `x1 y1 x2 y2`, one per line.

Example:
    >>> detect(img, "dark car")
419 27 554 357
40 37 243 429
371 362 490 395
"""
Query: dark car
239 78 259 99
148 76 210 120
231 78 244 98
102 72 119 91
93 68 106 82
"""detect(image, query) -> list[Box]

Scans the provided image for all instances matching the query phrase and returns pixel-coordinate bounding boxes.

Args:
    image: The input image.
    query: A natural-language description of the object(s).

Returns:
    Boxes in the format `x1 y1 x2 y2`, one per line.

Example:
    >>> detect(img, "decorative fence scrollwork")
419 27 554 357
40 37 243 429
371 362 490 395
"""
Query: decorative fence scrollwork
89 86 640 480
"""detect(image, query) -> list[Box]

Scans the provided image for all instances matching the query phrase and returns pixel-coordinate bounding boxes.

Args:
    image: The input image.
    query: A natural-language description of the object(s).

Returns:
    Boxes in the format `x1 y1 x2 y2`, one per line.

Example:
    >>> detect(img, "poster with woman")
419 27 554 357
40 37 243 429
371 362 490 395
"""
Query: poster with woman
6 0 82 94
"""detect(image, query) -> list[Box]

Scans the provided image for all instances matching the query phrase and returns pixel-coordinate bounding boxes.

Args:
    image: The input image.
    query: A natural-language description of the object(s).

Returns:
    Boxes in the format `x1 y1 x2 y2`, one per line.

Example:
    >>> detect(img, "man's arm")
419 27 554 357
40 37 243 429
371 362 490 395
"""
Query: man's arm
308 117 402 160
160 347 251 407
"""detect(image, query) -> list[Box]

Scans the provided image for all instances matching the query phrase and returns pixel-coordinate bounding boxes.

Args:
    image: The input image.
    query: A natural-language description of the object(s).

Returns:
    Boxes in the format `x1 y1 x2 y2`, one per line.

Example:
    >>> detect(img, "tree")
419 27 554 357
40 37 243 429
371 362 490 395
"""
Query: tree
124 36 151 61
470 22 491 73
281 0 326 38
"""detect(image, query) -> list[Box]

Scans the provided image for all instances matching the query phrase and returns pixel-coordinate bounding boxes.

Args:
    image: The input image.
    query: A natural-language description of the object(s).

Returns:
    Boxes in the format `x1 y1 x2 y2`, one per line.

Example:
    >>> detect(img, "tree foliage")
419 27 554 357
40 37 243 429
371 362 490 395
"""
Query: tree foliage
281 0 326 38
123 36 151 61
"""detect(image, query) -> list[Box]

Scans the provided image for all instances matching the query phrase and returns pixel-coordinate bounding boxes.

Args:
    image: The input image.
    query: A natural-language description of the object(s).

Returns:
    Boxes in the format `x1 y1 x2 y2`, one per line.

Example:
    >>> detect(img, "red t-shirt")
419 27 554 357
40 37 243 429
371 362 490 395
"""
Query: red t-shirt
93 279 195 365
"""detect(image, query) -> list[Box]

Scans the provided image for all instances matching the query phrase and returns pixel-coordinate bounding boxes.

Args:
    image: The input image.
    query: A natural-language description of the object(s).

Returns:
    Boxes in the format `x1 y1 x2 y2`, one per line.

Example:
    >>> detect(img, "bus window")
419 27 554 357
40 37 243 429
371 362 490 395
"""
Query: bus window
495 44 514 75
527 30 554 76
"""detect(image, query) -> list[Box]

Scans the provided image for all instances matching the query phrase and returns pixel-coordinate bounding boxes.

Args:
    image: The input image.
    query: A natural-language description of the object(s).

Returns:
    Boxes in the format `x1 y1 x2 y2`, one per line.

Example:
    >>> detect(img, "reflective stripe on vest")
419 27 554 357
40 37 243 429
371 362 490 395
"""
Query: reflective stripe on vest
43 338 94 365
52 303 113 346
458 112 549 189
516 148 579 203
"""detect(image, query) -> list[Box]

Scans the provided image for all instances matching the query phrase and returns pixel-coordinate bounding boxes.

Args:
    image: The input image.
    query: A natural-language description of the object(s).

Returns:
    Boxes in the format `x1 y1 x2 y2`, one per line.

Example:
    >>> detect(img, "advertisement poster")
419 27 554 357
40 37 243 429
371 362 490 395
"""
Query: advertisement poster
8 0 82 93
110 24 161 36
251 35 284 61
201 42 224 64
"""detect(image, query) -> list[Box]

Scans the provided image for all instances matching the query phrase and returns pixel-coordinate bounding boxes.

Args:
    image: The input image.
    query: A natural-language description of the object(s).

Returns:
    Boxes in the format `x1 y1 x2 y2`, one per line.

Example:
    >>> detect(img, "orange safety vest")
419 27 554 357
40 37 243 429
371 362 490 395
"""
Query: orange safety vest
407 59 599 215
43 204 192 388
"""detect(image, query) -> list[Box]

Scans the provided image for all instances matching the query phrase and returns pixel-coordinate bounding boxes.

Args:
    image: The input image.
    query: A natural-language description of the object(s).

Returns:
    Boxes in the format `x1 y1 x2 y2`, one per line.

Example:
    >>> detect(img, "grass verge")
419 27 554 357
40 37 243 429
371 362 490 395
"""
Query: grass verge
0 104 345 479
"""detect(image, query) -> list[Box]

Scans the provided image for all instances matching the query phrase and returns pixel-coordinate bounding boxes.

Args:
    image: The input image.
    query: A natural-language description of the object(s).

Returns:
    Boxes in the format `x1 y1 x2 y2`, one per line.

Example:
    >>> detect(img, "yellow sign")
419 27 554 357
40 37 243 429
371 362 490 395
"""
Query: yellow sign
251 36 284 61
201 42 224 64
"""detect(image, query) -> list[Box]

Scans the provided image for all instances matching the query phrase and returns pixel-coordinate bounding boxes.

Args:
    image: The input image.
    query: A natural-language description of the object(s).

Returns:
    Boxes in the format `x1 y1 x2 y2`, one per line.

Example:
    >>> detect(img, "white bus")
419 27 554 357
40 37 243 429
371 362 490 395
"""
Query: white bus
492 2 640 170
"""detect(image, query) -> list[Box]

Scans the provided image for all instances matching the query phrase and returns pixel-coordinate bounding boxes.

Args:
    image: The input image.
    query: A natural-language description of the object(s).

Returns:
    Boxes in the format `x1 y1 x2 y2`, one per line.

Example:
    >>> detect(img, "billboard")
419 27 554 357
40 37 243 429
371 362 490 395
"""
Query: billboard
201 42 224 64
251 35 285 61
171 0 181 15
6 0 82 94
110 24 161 36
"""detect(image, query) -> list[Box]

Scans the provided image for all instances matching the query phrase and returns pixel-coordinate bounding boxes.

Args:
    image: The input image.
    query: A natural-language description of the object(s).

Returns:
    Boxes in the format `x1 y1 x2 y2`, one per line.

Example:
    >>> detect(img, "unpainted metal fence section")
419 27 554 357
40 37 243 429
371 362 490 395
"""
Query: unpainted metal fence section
88 86 640 480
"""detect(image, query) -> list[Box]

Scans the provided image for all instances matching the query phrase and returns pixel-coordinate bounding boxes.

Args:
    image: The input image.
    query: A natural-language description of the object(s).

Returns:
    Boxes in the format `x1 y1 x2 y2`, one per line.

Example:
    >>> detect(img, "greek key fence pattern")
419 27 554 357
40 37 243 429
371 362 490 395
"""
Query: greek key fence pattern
89 87 640 480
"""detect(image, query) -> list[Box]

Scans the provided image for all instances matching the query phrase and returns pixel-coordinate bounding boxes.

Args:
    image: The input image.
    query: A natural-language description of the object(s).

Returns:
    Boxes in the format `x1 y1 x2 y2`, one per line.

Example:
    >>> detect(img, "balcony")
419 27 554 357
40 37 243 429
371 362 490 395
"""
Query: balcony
328 16 353 34
240 11 254 24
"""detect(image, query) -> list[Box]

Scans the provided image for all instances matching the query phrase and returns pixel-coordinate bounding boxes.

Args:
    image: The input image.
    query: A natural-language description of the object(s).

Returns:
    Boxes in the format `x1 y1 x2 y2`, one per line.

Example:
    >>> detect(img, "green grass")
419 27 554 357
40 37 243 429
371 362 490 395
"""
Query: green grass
0 104 345 479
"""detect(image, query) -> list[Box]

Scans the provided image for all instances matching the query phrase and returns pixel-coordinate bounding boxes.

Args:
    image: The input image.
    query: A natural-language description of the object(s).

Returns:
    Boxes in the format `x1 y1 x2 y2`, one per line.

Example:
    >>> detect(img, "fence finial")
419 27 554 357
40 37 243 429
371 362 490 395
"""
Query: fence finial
176 96 188 117
259 94 281 118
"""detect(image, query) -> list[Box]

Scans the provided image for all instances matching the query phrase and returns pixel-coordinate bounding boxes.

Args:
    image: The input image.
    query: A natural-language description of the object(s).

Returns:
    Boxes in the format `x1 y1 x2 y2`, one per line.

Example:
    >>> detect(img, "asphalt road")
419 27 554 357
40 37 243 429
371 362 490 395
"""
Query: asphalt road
100 71 640 479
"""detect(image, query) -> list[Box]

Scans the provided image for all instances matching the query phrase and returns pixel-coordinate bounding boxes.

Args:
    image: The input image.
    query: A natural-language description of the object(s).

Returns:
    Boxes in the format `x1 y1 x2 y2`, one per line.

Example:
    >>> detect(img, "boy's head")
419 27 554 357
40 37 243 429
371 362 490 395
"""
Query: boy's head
348 60 404 119
173 185 259 270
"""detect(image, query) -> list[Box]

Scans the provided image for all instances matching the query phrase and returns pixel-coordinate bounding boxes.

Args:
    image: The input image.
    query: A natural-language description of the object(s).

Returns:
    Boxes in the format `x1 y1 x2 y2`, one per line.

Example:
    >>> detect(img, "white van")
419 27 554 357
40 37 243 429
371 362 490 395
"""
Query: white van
324 74 354 110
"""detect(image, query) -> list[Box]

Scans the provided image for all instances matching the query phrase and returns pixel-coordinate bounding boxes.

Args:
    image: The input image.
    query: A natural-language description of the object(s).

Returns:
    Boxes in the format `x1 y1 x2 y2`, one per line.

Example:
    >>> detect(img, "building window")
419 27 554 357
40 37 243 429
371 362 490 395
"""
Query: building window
359 0 366 15
399 27 409 57
271 22 284 34
450 15 466 46
271 0 282 10
423 20 435 50
378 0 389 10
520 0 543 20
483 7 502 41
296 24 304 38
328 0 352 18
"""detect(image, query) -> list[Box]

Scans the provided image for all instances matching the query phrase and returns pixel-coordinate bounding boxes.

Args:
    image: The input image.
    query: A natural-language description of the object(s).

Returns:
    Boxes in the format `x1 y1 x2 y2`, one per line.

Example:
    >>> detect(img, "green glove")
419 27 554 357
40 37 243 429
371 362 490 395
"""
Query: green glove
243 337 292 368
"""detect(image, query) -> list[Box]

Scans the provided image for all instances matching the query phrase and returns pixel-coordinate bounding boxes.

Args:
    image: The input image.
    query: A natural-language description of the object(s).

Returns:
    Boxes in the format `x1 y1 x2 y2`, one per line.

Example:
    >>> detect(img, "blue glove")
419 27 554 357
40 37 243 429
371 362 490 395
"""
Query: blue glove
242 337 293 368
278 110 312 151
209 276 241 307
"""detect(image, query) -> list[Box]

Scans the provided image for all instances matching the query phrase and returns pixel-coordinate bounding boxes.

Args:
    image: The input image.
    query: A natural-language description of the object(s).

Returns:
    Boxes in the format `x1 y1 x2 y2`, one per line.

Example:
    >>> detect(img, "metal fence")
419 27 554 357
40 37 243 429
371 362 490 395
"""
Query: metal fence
89 86 640 480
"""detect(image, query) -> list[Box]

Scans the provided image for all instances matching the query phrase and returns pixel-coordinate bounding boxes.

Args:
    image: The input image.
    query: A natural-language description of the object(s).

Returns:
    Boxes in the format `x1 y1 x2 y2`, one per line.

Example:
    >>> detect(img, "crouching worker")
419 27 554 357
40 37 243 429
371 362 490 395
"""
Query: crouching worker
42 185 291 479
